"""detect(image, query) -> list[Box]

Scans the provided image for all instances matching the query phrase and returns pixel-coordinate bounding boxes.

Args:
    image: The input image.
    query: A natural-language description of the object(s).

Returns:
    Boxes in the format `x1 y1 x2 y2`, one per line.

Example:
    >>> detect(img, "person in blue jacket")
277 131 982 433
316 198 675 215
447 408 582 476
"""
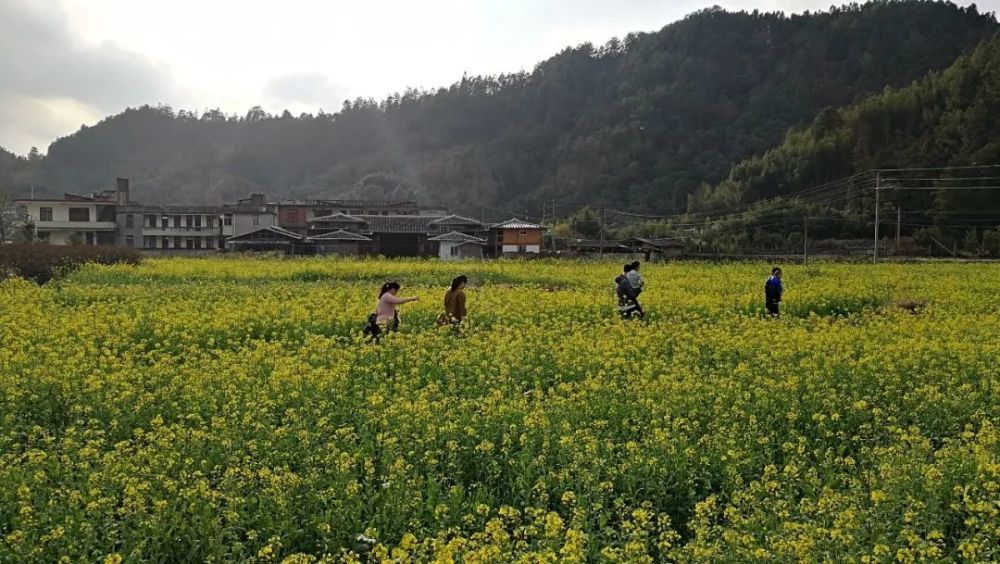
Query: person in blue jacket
765 267 783 317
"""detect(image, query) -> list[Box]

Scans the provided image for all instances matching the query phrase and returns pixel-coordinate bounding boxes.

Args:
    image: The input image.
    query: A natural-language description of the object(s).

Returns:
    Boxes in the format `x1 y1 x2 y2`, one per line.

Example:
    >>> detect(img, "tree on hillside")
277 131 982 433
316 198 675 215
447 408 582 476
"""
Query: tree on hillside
568 207 603 238
15 2 999 211
0 185 10 243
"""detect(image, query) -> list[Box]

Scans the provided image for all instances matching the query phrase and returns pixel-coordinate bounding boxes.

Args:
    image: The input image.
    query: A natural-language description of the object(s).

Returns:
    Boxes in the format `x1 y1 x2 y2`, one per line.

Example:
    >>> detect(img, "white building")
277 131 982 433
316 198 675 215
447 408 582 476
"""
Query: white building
15 193 121 245
14 178 279 250
429 231 486 260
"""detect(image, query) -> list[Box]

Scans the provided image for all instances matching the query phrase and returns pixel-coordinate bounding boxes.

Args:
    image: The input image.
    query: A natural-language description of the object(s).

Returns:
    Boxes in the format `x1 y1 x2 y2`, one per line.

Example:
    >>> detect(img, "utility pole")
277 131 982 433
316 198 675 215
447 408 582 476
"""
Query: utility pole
873 171 881 263
599 206 606 260
895 206 901 253
803 213 808 264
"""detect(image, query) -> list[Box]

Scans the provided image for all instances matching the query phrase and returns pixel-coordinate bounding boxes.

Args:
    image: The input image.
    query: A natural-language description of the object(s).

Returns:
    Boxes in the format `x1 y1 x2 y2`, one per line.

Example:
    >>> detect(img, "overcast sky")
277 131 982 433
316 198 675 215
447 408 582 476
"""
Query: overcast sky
1 0 996 155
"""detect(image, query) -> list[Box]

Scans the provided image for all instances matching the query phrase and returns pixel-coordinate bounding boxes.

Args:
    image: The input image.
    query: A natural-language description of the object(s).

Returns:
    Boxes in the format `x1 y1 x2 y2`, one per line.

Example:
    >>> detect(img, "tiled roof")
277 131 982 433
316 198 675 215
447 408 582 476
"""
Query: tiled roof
569 239 627 249
429 214 482 226
310 213 367 224
354 215 439 233
309 230 372 242
625 237 685 248
428 231 487 244
493 218 545 230
227 226 304 241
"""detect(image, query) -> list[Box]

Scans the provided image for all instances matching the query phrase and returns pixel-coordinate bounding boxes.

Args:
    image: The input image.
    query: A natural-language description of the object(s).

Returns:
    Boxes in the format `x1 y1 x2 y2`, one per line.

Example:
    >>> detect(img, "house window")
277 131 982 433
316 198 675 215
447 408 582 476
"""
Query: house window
125 214 134 228
518 245 527 253
161 237 169 249
125 235 134 247
223 214 233 226
252 216 259 226
174 236 182 248
143 236 152 248
186 238 194 249
194 237 202 249
520 230 527 236
194 215 202 228
185 215 193 228
206 216 214 228
68 208 90 222
450 245 460 256
161 216 169 228
497 233 504 242
173 215 182 228
145 215 156 227
39 207 53 222
37 232 50 241
205 238 214 249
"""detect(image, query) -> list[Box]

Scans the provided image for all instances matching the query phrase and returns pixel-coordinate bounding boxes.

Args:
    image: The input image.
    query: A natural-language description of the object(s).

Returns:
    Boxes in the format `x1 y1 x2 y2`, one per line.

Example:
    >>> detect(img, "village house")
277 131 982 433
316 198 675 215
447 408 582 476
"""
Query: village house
14 184 122 245
277 199 421 235
489 218 547 255
621 236 685 260
14 177 549 259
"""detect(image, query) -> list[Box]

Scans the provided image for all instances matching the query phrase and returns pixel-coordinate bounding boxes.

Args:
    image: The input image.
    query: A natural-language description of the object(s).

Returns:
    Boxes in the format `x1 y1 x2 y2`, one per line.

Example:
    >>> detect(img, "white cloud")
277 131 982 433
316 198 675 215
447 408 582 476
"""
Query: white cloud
1 0 996 154
0 0 176 154
264 73 349 108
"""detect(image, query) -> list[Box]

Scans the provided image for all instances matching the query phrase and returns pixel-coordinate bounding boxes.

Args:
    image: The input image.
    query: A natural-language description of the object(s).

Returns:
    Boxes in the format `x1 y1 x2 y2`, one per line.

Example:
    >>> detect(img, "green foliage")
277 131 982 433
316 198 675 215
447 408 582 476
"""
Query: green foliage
694 33 1000 235
6 3 995 218
0 244 141 284
567 207 602 237
984 229 1000 255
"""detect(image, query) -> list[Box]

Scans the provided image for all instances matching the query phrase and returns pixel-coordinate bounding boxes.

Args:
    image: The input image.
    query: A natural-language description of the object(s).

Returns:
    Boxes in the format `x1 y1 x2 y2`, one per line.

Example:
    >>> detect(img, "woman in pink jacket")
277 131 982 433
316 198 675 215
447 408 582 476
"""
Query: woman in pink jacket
372 281 419 335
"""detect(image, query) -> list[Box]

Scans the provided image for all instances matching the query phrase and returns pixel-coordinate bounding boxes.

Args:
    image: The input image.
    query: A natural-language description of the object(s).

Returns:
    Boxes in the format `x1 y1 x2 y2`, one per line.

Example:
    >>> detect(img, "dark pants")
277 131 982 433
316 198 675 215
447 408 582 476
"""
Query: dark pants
618 294 644 320
766 300 780 317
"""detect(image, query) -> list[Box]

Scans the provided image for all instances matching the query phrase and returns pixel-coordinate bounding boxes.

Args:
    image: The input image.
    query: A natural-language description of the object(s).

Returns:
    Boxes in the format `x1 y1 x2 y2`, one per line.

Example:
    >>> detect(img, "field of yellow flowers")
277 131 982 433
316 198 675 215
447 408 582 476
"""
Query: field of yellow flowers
1 257 999 562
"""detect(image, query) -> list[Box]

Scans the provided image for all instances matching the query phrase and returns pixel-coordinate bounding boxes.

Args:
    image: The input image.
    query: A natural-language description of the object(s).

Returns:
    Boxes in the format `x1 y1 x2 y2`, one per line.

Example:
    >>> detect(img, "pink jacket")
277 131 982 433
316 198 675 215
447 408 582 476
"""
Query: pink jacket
376 293 406 323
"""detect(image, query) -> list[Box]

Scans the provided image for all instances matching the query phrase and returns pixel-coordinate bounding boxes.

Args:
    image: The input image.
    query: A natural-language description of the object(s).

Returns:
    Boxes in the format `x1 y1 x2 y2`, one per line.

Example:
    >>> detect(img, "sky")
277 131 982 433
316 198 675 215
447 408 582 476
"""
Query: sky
1 0 997 155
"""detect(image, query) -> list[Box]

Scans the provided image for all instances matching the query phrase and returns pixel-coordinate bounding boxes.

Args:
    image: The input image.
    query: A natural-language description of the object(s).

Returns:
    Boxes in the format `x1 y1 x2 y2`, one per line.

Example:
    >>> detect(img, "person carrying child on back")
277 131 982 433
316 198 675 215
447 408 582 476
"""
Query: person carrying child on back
627 261 645 297
765 267 783 317
615 264 644 320
438 275 468 333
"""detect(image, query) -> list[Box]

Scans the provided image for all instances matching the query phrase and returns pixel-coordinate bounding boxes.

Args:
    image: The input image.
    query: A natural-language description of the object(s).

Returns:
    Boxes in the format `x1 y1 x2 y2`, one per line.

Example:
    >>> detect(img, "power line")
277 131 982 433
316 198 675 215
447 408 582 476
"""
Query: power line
877 164 1000 172
881 186 1000 191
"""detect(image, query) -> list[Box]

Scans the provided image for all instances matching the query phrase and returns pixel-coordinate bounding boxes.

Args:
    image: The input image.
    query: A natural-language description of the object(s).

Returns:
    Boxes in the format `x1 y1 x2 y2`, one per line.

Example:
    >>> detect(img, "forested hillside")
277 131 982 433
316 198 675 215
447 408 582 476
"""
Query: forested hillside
689 31 1000 245
1 1 995 214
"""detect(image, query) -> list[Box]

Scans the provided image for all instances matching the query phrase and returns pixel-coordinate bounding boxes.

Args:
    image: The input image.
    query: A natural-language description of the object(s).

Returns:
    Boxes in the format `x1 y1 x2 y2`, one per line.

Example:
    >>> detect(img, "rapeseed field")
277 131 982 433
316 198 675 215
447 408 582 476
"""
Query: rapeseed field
1 258 998 562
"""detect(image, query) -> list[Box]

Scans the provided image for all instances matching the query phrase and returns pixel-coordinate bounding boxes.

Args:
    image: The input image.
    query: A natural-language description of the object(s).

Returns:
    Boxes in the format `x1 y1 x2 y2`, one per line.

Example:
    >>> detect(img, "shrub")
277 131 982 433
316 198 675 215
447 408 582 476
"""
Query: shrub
0 244 141 284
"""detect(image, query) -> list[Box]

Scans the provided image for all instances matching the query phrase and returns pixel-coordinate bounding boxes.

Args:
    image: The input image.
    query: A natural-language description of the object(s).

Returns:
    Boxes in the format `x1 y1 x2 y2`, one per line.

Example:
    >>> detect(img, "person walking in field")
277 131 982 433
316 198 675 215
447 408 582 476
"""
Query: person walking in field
627 261 645 297
438 275 468 332
615 264 643 320
364 281 419 340
765 267 783 317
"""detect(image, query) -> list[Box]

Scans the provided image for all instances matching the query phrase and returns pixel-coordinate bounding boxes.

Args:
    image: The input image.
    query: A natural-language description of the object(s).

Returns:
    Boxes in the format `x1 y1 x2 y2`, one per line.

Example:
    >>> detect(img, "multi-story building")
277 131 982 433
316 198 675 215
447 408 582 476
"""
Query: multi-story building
14 183 124 245
277 199 420 235
223 194 278 239
13 177 548 258
118 193 277 251
489 218 546 255
15 178 277 251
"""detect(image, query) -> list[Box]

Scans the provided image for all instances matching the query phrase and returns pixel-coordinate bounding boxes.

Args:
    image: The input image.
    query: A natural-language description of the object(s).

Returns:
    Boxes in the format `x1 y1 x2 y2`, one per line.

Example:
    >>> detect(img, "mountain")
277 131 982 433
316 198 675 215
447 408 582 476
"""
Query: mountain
691 30 1000 241
2 1 996 216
